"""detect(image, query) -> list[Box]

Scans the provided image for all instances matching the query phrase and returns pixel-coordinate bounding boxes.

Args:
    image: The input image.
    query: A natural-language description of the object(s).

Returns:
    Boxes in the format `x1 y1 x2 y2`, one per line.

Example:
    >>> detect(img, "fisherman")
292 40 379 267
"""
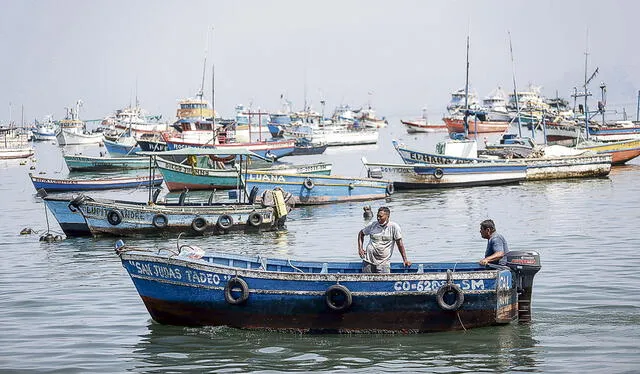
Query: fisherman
478 219 509 265
357 206 411 273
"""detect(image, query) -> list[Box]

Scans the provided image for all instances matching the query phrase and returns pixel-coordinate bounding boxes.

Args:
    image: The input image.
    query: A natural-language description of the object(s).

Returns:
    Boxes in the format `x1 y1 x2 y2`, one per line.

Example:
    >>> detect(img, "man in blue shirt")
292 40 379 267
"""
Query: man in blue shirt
479 219 509 265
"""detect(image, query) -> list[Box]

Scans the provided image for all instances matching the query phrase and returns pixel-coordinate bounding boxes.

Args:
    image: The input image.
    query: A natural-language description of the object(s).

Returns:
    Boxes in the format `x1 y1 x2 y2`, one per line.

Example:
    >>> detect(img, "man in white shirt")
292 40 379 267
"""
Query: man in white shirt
357 206 411 273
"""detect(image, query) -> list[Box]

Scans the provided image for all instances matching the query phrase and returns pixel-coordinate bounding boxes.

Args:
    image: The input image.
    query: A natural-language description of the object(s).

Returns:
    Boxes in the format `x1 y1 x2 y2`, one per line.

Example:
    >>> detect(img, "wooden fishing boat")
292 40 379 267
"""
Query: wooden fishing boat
40 187 290 237
103 138 141 157
394 140 613 181
154 154 332 192
63 154 151 171
401 118 448 133
29 173 163 192
0 127 35 159
362 158 526 189
244 170 392 205
443 116 510 134
116 244 541 332
575 138 640 165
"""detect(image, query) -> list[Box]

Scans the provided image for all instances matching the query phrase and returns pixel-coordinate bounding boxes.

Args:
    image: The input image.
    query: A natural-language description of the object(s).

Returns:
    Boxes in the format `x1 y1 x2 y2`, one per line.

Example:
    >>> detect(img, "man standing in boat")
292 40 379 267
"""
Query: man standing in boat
358 206 411 273
479 219 509 265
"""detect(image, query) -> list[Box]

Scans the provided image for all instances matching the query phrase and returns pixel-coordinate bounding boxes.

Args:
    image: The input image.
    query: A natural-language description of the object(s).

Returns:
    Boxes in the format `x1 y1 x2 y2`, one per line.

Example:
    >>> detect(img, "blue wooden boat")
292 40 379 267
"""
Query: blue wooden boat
64 154 151 171
116 244 541 332
155 155 332 192
40 187 290 237
103 138 142 157
244 170 392 205
29 173 163 192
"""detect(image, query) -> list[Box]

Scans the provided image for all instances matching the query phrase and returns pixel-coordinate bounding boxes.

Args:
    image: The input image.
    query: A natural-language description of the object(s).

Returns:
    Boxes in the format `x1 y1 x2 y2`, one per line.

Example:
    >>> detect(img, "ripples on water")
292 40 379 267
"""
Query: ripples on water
1 131 639 373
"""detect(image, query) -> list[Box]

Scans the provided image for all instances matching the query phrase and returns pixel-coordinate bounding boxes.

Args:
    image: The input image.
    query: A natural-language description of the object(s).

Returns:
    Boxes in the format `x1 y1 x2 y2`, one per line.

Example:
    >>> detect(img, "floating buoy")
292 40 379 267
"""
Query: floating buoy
29 166 36 170
39 233 63 242
20 228 33 235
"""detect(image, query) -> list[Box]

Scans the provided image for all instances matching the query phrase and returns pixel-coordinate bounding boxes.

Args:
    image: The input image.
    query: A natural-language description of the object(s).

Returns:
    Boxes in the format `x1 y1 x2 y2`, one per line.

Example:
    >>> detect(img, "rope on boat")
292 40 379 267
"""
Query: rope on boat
288 259 304 273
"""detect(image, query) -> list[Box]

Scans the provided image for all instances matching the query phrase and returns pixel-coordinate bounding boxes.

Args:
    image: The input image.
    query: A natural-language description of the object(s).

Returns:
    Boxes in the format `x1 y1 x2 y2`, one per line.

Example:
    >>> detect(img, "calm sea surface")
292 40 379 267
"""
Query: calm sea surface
1 121 639 373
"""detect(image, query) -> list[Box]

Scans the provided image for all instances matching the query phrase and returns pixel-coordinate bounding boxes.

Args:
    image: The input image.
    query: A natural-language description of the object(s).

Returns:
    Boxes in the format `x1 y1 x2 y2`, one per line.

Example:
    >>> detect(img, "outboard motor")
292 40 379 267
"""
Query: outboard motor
505 251 541 323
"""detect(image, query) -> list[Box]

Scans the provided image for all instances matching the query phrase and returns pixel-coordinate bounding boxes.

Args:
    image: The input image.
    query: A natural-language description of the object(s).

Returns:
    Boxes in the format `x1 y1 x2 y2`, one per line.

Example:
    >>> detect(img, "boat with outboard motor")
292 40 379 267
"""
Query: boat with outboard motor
116 241 541 333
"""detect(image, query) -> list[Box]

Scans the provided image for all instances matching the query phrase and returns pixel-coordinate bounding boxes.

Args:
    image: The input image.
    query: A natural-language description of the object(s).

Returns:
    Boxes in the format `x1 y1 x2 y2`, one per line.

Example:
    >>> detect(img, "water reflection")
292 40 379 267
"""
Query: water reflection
132 322 540 373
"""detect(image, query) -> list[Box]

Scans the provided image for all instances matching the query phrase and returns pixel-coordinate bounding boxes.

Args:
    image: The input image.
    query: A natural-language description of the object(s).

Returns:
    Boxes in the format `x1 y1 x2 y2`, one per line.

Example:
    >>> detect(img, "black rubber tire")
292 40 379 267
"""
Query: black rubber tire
217 214 234 230
152 213 168 228
224 277 249 305
434 168 444 179
386 183 395 196
106 210 123 226
303 177 314 190
436 283 464 311
191 216 208 232
325 284 353 312
247 212 263 227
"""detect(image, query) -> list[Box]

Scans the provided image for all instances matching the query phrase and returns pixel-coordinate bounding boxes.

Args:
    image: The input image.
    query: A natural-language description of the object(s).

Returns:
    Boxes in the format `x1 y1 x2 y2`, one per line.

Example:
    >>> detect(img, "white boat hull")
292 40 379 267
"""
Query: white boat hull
56 129 103 145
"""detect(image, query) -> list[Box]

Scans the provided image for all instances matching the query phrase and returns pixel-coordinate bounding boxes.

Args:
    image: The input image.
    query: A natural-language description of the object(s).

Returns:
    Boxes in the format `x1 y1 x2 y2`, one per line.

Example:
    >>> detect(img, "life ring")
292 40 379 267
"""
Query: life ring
433 168 444 179
217 214 234 230
106 210 123 226
191 216 208 232
303 177 314 190
436 283 464 311
385 183 395 196
152 213 168 228
247 212 263 227
325 284 353 312
224 277 249 305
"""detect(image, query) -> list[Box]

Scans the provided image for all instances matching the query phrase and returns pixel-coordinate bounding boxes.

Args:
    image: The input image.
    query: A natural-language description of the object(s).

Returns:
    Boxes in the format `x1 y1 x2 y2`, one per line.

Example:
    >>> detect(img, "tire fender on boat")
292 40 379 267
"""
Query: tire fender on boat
106 209 123 226
325 284 353 312
303 177 314 190
217 214 234 230
436 283 464 311
247 212 263 227
433 168 444 179
191 216 208 232
152 213 168 229
224 277 249 305
385 183 395 196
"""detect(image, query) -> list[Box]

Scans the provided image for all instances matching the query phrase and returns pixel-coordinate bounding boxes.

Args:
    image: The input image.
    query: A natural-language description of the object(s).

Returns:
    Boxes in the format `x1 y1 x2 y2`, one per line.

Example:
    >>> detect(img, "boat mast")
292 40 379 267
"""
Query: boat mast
463 35 470 138
508 32 522 137
637 90 640 122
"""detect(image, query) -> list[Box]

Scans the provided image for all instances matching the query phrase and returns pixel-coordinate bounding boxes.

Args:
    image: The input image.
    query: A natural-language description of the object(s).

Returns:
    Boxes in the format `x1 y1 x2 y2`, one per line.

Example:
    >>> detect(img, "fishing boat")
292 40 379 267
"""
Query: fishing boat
32 116 58 141
55 101 104 145
362 157 526 189
29 173 163 192
443 114 511 134
394 140 612 181
116 243 541 332
0 127 35 159
63 154 151 171
40 186 289 237
154 150 332 192
244 170 392 205
401 109 447 133
575 138 640 165
103 137 142 157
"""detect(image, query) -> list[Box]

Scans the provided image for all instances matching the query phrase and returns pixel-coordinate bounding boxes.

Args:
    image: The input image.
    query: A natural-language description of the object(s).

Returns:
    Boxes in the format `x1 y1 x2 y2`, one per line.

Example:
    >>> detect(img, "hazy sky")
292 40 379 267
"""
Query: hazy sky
2 0 639 124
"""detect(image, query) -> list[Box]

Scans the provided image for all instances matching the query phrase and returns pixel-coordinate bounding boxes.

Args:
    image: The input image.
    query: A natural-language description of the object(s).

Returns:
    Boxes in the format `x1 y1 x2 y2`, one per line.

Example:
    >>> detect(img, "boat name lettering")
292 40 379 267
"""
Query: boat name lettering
409 152 439 163
393 279 485 292
130 261 183 280
184 269 222 285
249 174 286 182
165 162 210 176
381 167 411 174
498 272 511 290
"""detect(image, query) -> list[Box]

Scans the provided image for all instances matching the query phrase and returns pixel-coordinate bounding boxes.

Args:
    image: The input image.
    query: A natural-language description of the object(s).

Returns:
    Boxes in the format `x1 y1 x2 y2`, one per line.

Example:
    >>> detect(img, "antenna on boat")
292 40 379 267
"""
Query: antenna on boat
508 31 522 137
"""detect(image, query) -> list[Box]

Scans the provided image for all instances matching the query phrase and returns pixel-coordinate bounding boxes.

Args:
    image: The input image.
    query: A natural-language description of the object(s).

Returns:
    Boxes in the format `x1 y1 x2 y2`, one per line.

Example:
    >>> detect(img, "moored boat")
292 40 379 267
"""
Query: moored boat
29 173 163 192
575 138 640 165
63 154 151 171
116 244 541 332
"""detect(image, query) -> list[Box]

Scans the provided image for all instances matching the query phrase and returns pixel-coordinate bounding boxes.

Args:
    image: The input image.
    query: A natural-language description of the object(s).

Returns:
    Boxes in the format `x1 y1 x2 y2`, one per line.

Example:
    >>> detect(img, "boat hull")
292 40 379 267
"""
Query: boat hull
56 129 103 145
364 162 525 189
63 155 150 171
443 117 510 134
156 158 333 192
119 251 519 332
245 171 391 205
43 195 285 237
30 174 163 192
401 119 447 133
576 139 640 165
